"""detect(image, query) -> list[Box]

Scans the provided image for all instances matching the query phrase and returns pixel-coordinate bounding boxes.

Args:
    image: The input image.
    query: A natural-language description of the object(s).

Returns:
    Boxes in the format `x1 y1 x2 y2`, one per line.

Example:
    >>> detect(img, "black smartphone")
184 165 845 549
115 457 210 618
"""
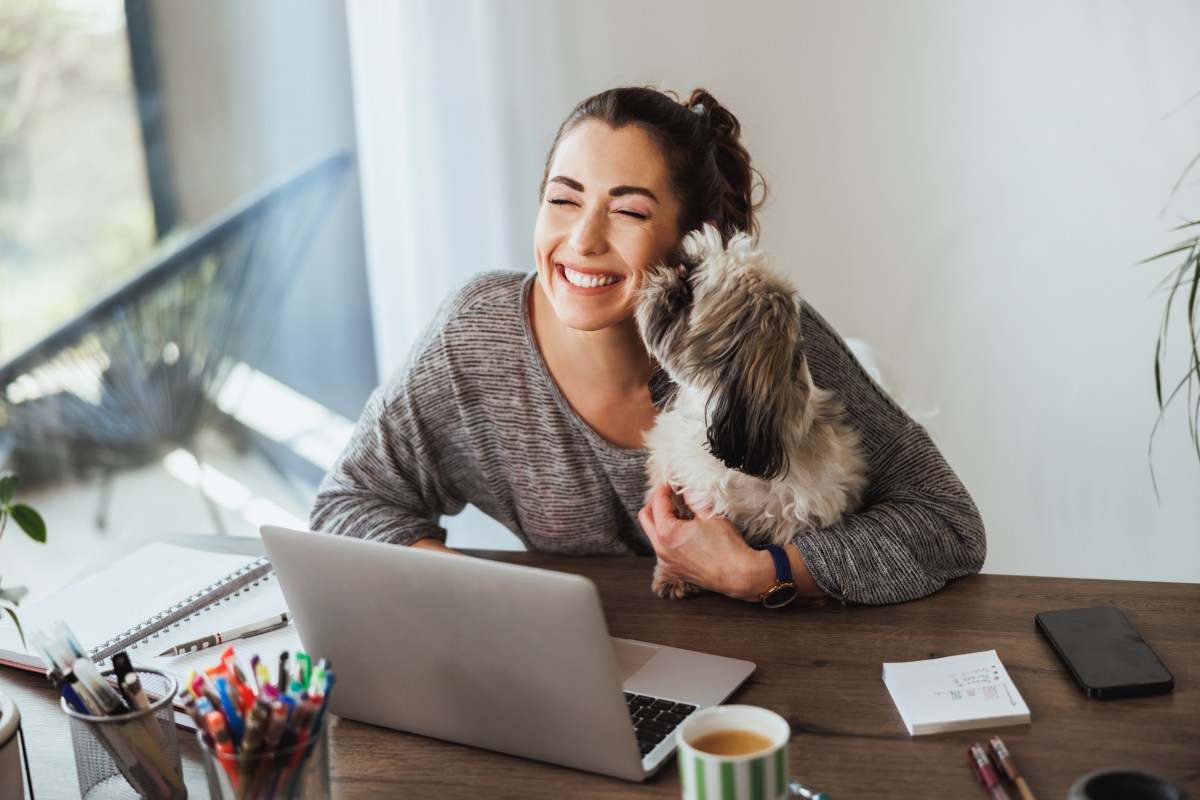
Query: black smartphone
1035 606 1174 699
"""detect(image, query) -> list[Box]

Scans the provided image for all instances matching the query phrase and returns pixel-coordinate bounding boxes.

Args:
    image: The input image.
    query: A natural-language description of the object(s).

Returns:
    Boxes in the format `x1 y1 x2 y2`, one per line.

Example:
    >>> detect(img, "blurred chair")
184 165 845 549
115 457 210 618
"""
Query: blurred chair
0 151 352 532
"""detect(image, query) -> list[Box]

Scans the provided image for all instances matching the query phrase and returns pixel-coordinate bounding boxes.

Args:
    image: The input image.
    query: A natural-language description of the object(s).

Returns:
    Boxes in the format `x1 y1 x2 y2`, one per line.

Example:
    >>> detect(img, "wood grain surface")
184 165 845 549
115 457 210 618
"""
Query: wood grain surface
2 549 1196 799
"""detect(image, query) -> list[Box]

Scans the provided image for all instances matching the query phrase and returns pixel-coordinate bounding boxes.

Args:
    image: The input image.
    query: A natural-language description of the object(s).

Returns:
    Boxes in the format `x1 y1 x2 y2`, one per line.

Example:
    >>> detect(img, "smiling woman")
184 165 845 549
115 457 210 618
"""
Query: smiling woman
310 85 986 607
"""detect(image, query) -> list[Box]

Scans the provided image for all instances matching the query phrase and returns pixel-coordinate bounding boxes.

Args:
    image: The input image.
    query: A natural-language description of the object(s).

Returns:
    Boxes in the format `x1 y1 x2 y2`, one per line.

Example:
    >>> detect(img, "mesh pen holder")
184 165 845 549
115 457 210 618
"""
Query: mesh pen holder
61 668 186 800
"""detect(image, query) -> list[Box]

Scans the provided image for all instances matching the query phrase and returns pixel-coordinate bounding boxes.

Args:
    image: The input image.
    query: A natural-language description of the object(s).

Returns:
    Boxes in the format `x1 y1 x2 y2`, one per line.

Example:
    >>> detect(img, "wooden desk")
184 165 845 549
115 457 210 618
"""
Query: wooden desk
3 551 1197 799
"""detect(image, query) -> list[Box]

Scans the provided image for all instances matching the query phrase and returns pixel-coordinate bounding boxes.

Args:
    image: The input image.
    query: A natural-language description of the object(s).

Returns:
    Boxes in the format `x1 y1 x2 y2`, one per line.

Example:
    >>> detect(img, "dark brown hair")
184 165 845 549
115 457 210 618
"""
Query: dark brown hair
539 86 767 241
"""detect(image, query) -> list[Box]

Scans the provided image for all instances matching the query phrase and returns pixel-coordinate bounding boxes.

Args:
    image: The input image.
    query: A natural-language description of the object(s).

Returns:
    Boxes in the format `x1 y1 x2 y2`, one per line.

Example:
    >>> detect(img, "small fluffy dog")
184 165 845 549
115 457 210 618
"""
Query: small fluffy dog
636 225 868 599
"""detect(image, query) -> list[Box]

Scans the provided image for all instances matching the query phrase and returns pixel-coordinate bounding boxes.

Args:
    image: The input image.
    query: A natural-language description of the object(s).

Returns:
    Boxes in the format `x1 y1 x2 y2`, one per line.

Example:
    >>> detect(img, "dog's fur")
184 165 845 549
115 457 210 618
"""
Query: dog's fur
636 225 868 599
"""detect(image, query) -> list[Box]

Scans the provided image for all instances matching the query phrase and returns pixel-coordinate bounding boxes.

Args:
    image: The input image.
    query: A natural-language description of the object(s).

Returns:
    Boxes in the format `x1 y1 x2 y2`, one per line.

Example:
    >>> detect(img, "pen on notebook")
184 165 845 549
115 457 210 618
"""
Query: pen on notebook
969 743 1011 800
157 611 290 656
989 736 1036 800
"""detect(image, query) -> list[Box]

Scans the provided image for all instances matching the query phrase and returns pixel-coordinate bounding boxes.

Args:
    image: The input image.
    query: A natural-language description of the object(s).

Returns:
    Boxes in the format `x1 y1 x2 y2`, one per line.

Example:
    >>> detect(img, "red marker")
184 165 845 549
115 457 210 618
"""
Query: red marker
969 743 1011 800
207 710 241 789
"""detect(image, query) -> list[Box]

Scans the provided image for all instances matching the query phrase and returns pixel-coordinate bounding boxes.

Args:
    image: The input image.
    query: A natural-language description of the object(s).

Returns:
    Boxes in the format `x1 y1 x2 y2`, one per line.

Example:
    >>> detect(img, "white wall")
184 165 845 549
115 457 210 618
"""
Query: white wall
349 0 1200 581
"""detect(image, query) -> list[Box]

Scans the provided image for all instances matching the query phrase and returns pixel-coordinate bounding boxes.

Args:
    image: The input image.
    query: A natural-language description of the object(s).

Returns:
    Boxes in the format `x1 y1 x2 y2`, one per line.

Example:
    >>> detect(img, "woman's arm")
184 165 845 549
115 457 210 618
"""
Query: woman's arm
309 376 463 545
639 303 985 606
309 284 479 546
792 304 985 604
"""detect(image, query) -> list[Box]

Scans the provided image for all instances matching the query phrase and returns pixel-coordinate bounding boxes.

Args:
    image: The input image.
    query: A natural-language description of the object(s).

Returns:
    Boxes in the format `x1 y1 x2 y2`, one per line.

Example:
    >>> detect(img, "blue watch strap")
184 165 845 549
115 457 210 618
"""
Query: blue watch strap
763 544 793 584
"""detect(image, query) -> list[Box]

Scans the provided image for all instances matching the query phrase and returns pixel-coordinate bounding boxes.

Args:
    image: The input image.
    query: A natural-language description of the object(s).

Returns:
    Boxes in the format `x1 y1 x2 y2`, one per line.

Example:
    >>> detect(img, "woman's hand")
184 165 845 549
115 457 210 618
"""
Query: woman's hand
638 483 767 601
638 483 824 602
409 537 465 555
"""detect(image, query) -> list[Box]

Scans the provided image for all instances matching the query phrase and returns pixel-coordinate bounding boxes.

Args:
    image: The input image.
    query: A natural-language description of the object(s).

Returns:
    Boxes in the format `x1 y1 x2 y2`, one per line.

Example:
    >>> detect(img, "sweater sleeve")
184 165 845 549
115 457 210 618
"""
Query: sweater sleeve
791 303 986 604
308 288 473 545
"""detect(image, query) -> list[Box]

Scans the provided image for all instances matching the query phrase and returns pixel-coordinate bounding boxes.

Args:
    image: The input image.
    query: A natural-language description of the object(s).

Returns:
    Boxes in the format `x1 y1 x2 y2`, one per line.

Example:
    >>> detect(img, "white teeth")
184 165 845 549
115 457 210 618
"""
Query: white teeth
563 266 618 288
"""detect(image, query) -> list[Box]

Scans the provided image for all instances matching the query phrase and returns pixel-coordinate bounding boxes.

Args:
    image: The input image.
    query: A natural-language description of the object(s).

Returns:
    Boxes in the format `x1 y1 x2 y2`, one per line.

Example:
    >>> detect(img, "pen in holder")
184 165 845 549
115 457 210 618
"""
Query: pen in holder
61 668 187 800
196 713 330 800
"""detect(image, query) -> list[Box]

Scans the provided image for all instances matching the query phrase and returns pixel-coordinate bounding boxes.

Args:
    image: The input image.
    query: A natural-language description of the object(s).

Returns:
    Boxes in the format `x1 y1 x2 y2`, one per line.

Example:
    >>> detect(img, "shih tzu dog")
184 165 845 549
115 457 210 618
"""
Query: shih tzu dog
636 225 868 599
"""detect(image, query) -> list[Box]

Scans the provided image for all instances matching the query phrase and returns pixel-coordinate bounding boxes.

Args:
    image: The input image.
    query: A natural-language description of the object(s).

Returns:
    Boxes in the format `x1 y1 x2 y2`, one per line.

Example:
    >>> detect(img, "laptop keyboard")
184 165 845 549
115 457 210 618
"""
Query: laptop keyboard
624 692 697 756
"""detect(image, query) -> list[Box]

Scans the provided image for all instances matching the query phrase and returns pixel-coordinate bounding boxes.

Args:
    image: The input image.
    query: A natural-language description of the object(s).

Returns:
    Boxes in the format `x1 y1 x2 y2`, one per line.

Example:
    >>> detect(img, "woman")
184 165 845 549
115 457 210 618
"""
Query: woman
310 86 985 605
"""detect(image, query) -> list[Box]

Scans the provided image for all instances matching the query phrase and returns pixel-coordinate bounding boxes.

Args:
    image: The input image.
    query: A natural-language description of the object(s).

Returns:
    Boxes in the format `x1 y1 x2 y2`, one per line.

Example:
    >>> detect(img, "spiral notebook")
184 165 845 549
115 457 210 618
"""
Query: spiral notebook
0 542 302 727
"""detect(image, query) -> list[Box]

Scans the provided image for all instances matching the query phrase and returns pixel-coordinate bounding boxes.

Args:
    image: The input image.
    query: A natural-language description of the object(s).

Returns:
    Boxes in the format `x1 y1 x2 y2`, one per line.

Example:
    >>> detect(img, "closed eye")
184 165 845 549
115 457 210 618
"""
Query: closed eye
618 210 648 219
548 198 576 207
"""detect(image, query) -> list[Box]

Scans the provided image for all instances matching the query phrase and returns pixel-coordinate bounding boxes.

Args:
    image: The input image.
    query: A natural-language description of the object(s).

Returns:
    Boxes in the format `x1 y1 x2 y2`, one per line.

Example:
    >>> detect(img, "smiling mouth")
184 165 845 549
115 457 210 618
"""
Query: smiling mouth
560 264 622 289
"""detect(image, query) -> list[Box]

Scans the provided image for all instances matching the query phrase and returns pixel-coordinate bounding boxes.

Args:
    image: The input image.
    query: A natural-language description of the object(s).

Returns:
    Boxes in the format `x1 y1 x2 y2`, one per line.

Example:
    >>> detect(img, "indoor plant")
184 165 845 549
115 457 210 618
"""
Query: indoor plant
0 471 47 646
1144 152 1200 488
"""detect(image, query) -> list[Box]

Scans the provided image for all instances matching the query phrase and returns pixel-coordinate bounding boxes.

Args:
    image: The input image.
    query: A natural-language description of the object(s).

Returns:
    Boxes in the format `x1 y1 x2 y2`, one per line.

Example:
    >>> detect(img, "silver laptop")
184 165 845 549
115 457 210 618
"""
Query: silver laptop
259 525 755 781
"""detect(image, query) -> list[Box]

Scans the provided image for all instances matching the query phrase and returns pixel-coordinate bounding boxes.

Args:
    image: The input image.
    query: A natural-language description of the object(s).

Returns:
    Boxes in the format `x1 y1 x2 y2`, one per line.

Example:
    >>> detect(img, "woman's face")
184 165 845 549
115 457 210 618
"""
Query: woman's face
534 120 683 333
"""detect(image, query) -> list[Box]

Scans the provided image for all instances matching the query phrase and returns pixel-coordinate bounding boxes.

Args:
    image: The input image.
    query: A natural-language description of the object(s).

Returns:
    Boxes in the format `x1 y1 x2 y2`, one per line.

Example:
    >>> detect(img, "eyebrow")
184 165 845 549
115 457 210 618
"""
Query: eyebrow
547 176 659 203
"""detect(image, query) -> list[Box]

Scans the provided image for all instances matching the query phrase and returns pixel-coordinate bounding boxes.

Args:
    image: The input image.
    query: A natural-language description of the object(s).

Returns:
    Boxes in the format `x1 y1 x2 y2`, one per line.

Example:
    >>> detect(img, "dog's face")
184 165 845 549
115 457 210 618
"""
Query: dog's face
637 226 811 481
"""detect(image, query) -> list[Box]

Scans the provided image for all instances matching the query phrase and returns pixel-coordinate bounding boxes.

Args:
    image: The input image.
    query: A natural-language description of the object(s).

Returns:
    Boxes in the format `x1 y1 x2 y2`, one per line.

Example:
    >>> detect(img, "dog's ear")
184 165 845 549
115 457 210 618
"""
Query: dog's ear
636 263 693 361
649 368 679 411
704 306 802 481
706 356 790 480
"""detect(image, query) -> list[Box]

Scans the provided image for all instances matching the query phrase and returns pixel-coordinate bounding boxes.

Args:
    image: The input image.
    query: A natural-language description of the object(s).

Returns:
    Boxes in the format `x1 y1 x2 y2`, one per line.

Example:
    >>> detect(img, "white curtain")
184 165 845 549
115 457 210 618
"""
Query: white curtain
345 0 569 383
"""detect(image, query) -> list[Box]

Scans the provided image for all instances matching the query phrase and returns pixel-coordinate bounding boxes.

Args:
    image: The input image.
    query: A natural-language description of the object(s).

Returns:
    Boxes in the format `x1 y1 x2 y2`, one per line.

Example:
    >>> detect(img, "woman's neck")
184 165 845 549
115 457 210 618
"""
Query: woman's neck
528 279 658 449
529 281 656 392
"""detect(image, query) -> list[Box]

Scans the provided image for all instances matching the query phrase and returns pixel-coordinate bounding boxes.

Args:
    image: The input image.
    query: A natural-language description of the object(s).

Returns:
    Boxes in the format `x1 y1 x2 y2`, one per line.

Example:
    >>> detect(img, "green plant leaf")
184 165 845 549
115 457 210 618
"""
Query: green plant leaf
1155 339 1164 409
1139 237 1199 265
10 504 46 543
0 472 17 506
1165 150 1200 207
0 600 25 649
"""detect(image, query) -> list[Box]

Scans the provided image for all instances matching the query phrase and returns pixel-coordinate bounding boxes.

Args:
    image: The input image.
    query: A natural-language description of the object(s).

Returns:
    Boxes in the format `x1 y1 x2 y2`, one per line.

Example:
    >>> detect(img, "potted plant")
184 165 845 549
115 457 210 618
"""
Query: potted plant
1144 153 1200 490
0 471 48 647
0 472 43 799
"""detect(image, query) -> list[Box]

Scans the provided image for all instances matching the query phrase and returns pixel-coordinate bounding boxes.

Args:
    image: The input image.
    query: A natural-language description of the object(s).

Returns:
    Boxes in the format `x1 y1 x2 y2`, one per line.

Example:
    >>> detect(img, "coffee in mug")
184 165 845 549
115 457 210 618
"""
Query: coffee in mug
677 705 791 800
690 729 775 756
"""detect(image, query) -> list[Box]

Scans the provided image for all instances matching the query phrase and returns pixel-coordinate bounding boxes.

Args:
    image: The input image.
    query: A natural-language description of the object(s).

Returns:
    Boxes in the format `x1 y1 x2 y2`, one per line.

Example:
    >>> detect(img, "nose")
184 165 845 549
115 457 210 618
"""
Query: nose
569 208 608 257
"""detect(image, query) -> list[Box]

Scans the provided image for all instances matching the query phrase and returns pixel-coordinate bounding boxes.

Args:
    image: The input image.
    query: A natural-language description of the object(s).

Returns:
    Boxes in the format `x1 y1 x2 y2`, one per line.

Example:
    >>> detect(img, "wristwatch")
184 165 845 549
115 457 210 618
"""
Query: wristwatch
758 544 799 608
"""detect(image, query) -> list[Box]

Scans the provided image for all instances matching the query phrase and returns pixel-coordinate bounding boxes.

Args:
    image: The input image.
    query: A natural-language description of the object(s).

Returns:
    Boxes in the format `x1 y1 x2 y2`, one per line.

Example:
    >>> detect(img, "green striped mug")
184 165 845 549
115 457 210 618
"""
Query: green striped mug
677 705 790 800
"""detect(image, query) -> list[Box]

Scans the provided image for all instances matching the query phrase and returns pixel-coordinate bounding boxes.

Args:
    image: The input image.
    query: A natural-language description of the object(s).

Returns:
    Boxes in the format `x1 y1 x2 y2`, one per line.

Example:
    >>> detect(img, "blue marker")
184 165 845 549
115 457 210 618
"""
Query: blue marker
312 672 336 731
46 668 89 714
214 676 246 745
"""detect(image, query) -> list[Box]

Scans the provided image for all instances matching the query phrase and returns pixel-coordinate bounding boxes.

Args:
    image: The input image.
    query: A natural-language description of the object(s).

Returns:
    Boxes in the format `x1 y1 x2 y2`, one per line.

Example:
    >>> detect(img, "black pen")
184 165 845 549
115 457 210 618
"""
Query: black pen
278 650 290 693
112 651 134 703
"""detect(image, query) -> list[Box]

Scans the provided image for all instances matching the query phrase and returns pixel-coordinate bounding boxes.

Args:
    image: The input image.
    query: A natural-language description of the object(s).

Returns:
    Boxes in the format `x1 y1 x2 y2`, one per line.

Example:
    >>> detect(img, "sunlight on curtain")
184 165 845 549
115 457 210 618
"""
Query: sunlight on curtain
345 0 545 383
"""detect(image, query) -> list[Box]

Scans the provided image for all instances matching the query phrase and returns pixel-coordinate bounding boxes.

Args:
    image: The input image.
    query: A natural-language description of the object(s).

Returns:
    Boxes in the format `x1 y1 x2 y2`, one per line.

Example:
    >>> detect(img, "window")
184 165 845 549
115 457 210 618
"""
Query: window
0 0 157 362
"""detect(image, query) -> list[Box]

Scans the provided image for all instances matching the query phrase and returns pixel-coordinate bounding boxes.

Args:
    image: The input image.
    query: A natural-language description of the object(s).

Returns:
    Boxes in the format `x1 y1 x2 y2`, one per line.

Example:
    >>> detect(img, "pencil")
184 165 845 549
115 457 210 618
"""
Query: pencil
990 736 1036 800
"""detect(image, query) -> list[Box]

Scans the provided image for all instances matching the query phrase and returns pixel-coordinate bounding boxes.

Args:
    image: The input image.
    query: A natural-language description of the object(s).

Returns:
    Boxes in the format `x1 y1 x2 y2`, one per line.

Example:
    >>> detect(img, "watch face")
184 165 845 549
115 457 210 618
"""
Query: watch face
763 584 799 609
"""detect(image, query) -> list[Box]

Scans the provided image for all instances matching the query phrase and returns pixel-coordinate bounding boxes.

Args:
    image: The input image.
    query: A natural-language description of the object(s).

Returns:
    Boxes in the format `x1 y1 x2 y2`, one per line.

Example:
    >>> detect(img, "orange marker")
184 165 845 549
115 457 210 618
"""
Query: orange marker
206 710 240 789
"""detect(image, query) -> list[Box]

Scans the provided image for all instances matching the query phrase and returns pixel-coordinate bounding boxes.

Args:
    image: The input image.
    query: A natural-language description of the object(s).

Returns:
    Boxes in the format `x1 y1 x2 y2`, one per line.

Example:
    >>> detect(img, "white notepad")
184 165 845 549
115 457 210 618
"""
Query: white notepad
0 543 303 728
882 650 1031 736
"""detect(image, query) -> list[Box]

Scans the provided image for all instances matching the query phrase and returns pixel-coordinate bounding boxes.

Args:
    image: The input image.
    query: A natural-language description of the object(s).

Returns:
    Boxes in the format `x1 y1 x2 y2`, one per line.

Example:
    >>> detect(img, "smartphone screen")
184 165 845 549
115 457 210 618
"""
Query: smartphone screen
1035 606 1174 699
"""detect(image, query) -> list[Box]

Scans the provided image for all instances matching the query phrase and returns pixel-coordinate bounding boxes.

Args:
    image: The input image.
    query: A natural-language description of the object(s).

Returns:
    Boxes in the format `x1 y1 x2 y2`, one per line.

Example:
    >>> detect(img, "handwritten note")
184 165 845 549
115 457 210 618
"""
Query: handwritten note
882 650 1031 736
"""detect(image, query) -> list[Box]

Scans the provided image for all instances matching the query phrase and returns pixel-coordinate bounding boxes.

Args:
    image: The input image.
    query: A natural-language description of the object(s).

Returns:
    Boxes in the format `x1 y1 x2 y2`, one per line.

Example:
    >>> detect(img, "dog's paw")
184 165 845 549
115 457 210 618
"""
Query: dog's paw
652 564 701 599
657 579 701 600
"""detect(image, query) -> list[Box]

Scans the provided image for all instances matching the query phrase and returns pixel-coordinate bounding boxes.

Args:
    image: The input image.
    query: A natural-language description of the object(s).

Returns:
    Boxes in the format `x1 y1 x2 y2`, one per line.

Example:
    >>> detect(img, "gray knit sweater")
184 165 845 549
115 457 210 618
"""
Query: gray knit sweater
310 271 985 604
